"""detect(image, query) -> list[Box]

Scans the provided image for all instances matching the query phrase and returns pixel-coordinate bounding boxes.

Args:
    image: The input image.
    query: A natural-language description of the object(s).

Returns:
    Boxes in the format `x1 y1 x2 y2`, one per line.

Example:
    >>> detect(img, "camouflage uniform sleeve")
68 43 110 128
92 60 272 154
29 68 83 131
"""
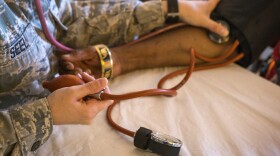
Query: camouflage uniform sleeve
126 0 166 42
0 98 53 155
57 0 165 48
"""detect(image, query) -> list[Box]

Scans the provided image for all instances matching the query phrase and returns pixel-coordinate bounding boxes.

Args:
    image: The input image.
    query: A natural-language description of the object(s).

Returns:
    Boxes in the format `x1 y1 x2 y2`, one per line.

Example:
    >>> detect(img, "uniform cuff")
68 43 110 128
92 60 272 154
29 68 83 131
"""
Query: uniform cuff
134 0 165 25
126 0 165 42
9 98 53 154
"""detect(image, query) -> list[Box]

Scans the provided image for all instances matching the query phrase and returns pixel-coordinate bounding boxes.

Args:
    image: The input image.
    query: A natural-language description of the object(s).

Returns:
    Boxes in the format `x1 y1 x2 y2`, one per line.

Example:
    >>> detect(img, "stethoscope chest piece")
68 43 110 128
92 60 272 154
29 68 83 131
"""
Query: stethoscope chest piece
208 20 230 44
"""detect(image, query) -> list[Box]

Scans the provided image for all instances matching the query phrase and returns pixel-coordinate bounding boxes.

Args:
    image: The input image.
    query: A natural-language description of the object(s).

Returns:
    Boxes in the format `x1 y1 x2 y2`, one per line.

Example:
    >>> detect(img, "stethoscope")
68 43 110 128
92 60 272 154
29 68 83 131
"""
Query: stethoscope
35 0 243 155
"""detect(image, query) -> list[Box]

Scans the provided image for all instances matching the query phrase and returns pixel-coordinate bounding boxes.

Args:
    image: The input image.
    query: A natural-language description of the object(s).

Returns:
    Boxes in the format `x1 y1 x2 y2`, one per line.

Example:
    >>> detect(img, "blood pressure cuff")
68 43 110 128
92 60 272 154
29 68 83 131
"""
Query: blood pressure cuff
212 0 280 67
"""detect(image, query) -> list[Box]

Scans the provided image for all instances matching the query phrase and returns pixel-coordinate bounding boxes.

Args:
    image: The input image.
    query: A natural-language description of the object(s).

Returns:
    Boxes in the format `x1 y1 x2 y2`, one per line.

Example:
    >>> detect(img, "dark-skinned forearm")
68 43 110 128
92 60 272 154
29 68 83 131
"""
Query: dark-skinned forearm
110 26 234 77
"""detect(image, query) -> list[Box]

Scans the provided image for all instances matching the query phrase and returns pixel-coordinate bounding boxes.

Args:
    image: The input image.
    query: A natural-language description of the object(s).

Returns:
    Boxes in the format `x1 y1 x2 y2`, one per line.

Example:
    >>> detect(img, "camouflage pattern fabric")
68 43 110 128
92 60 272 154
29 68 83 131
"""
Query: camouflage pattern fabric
0 98 52 156
0 0 165 155
56 0 165 48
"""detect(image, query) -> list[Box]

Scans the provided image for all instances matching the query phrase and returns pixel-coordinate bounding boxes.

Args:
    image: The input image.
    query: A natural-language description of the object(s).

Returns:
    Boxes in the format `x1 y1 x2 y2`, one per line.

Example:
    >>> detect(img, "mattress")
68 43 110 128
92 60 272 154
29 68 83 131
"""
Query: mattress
36 64 280 156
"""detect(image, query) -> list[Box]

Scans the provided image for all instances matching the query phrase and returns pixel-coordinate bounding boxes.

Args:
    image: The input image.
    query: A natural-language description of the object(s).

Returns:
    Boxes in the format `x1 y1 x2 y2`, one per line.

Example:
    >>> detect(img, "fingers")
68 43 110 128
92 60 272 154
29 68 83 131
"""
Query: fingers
81 72 111 93
61 52 84 62
80 74 113 123
202 0 228 37
104 86 111 94
60 60 93 75
61 46 97 61
201 17 229 37
86 99 113 114
79 99 113 124
81 72 95 82
61 61 75 70
73 78 108 99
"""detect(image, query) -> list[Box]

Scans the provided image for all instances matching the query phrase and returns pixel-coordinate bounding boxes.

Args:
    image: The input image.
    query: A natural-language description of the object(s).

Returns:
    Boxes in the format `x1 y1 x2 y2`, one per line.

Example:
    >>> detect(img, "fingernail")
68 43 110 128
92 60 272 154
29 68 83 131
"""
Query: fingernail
85 69 92 74
105 86 111 94
76 73 82 79
61 55 71 60
62 54 70 57
65 63 73 69
220 27 229 36
99 77 108 84
75 68 83 74
83 72 90 75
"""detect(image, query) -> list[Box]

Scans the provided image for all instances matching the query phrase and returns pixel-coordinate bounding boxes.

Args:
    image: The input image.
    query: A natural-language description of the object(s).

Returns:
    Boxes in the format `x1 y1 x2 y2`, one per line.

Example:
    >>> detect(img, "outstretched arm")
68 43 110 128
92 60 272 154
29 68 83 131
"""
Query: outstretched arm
61 25 234 78
59 0 232 78
111 26 233 76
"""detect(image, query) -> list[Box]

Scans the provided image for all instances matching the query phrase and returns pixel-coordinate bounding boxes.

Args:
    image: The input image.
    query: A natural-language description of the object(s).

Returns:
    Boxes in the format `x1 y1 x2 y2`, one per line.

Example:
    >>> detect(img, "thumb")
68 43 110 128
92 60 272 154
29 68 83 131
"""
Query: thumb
201 18 229 37
73 78 108 99
208 0 221 11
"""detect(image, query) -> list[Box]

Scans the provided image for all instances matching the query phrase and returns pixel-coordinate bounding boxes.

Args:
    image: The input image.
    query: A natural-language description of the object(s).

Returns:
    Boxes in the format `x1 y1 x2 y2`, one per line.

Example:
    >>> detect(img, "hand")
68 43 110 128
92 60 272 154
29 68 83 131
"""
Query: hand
59 46 102 78
59 46 121 79
47 76 113 125
178 0 228 36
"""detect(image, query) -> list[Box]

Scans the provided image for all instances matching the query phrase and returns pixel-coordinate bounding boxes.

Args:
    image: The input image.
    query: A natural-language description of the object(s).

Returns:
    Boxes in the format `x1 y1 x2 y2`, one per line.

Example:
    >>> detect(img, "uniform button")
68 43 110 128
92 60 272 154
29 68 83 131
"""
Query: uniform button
31 140 41 151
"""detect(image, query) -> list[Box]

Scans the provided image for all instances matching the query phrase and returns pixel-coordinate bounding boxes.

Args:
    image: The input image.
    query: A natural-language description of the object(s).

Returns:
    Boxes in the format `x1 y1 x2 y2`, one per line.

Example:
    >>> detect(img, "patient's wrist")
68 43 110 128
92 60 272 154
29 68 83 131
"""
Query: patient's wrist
110 46 143 77
110 48 122 78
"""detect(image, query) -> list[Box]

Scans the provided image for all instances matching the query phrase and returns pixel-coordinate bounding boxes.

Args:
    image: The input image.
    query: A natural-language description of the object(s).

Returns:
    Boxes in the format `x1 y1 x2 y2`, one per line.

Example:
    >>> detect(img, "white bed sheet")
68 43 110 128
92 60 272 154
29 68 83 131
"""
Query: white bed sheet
37 64 280 156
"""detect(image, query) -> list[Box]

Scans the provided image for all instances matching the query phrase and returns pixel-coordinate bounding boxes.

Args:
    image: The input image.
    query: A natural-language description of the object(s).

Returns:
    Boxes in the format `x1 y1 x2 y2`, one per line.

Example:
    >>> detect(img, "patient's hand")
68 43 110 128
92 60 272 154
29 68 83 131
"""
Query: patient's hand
59 45 121 78
59 46 102 78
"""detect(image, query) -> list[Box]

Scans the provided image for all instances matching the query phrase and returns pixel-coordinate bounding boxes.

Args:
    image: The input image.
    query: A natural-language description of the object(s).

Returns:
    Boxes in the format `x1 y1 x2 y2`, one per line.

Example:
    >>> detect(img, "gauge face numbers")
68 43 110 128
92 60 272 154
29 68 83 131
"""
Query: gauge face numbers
151 132 182 147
